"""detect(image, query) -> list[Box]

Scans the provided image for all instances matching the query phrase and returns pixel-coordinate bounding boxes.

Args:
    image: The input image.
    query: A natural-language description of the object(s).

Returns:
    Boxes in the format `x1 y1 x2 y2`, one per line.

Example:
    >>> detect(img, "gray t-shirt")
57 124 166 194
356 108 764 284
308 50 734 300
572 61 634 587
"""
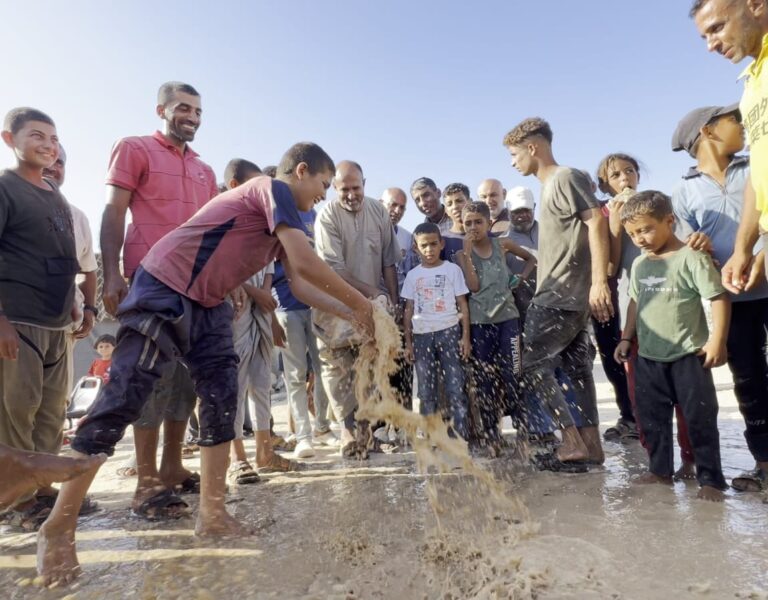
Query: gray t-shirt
534 167 599 311
0 170 77 328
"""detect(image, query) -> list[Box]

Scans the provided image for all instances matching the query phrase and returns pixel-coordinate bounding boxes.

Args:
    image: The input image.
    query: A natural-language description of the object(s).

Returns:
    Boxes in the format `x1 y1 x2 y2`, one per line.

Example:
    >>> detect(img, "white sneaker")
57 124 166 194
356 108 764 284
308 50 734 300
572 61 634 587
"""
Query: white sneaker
313 429 339 447
295 438 315 458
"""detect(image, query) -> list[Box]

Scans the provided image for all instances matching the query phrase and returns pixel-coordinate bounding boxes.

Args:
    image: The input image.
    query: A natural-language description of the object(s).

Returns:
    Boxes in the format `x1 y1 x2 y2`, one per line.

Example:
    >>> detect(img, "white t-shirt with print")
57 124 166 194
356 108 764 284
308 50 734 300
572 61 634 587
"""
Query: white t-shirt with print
401 261 469 334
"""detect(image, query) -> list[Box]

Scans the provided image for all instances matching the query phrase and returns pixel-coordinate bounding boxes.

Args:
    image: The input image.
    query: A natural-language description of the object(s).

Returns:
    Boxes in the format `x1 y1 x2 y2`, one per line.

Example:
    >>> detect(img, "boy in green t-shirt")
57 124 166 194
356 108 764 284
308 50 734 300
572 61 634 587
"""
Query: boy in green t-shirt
615 191 729 501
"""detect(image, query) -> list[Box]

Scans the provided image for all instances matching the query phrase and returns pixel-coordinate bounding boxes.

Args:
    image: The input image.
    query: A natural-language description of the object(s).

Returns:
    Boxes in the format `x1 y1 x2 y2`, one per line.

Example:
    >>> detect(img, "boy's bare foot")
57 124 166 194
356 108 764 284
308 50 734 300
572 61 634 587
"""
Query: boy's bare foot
633 471 673 485
195 509 254 537
556 427 589 462
697 486 725 502
579 426 605 465
673 461 697 481
0 446 106 511
37 522 80 587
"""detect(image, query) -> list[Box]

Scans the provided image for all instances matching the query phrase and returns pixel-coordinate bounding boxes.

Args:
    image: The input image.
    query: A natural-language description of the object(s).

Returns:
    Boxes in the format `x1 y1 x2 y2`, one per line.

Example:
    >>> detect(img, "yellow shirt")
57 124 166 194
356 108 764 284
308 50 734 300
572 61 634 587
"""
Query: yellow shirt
740 33 768 232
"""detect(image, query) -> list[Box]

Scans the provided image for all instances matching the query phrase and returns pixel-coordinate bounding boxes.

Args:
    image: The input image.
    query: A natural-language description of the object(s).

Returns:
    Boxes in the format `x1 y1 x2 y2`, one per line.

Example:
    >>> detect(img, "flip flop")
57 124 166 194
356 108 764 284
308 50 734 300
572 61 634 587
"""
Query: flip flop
173 473 201 495
132 490 189 521
731 467 767 492
19 494 100 531
116 466 137 478
532 453 589 473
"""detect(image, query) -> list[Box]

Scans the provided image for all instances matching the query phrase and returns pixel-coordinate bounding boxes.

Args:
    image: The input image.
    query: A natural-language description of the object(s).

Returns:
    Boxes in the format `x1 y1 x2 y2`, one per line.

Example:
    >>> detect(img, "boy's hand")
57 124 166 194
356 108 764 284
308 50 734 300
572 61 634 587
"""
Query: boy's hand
589 281 614 323
686 232 713 254
462 235 474 255
460 336 472 361
229 286 248 318
0 317 19 360
73 310 95 340
404 342 414 364
614 340 631 363
352 302 375 339
252 288 277 313
697 340 727 369
271 319 286 348
745 250 766 292
102 273 128 317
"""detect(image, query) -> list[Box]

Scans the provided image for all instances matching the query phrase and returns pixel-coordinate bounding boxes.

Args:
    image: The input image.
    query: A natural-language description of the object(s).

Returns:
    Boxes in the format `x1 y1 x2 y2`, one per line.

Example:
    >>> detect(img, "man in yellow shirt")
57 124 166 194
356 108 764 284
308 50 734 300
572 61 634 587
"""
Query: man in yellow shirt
693 0 768 290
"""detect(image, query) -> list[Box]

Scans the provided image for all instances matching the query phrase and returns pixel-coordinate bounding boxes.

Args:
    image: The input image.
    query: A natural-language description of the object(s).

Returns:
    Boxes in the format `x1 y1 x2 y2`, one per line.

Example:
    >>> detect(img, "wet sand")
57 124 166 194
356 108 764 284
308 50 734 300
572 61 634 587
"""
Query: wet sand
2 364 767 599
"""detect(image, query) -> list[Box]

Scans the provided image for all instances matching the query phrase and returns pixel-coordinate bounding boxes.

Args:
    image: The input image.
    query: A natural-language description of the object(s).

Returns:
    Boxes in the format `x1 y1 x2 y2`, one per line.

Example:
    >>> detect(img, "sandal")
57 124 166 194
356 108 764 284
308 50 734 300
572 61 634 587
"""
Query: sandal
271 435 297 452
228 461 261 485
603 419 639 441
181 444 198 459
731 467 767 492
173 473 201 495
19 494 100 531
132 489 189 521
117 466 138 478
532 453 589 473
257 454 301 474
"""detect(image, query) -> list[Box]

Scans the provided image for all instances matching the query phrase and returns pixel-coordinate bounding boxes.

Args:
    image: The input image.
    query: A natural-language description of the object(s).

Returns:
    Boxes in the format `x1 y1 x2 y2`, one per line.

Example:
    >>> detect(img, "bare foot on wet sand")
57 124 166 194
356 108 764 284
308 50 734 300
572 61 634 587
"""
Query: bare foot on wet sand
633 471 673 485
697 486 725 502
555 446 588 463
674 461 697 481
195 509 254 537
37 523 80 587
0 447 106 511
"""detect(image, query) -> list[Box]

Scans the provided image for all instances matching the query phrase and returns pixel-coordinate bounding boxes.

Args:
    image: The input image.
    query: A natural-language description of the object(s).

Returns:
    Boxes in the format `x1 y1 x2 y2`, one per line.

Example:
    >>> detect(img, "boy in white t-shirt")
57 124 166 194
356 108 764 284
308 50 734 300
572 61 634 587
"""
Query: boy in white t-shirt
402 223 471 439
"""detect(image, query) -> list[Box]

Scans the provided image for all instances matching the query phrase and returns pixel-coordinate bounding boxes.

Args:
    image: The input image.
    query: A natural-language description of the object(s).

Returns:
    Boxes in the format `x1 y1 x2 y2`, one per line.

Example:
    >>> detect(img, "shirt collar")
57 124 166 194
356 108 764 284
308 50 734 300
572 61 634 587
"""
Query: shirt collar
151 130 199 158
739 32 768 80
682 154 750 179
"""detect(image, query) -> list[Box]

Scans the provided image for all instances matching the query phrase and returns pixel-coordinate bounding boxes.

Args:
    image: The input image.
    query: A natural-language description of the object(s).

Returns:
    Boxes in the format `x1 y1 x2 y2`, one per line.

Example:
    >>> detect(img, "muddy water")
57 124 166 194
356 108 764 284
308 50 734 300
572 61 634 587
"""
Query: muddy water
1 352 767 597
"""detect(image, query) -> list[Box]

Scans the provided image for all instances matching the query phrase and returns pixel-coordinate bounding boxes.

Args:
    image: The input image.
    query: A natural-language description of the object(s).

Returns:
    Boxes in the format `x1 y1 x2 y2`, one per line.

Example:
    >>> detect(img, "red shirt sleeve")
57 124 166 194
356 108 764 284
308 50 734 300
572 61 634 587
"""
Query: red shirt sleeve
105 138 148 192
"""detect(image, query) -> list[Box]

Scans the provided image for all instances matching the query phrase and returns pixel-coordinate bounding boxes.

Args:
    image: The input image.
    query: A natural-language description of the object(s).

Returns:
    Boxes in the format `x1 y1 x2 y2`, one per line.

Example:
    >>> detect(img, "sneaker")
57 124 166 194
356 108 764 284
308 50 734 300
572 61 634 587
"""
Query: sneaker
295 438 315 458
313 429 339 447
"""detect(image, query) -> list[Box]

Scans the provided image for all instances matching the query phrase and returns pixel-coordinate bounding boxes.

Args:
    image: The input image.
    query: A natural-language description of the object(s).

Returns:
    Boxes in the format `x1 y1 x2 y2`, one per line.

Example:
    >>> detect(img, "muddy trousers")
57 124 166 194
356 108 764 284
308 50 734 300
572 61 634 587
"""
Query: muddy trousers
635 354 726 490
72 268 239 456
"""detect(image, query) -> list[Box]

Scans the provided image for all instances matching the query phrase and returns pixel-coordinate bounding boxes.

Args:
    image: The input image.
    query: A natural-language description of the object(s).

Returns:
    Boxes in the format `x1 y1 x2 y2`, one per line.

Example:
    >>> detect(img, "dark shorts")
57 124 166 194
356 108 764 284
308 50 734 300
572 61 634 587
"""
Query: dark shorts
72 267 238 456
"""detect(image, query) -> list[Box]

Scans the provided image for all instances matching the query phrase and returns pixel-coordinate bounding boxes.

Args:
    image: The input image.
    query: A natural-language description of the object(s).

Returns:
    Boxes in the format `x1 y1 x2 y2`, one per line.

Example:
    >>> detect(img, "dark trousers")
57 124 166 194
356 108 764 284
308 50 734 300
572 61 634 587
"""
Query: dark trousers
73 268 239 456
591 279 634 422
470 318 522 441
725 298 768 461
635 354 726 489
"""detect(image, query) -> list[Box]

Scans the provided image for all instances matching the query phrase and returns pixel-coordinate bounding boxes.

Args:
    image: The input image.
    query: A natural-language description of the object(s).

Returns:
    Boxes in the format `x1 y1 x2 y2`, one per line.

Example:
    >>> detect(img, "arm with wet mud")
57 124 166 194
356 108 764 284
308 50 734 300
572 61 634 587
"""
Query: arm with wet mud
614 298 637 364
277 226 373 334
403 299 415 363
457 237 480 293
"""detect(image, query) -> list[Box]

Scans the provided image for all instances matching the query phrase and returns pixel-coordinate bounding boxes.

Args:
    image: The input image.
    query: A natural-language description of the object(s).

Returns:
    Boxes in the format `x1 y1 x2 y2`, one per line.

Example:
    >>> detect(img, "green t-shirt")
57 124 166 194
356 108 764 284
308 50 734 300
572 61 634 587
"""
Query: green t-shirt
469 238 519 324
629 246 725 362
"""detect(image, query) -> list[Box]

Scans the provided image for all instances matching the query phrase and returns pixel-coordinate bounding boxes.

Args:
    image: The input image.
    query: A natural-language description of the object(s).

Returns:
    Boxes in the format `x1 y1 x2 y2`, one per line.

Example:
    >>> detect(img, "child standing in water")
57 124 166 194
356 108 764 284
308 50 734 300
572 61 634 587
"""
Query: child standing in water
458 202 536 454
402 223 471 439
615 191 729 502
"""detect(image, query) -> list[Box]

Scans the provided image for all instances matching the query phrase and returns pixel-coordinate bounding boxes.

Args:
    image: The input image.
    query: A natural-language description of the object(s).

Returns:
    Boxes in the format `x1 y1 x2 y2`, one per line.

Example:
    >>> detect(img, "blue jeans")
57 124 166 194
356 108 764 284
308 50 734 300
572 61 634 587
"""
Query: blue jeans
470 318 521 442
413 324 468 439
526 368 587 435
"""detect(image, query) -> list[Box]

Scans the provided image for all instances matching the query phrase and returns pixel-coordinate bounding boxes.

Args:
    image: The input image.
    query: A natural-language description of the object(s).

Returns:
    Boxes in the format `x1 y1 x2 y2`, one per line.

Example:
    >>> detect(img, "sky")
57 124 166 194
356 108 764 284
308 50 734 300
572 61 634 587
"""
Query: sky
0 0 751 240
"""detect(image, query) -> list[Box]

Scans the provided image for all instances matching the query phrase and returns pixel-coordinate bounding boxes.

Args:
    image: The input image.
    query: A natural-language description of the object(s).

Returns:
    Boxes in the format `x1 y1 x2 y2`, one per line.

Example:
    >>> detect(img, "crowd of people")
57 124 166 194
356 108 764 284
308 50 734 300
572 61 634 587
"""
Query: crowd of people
1 0 767 588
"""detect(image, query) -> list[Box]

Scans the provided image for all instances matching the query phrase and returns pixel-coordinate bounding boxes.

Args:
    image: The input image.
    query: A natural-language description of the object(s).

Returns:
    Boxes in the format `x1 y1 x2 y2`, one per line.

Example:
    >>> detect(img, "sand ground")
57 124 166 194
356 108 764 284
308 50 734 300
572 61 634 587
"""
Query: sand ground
1 362 767 599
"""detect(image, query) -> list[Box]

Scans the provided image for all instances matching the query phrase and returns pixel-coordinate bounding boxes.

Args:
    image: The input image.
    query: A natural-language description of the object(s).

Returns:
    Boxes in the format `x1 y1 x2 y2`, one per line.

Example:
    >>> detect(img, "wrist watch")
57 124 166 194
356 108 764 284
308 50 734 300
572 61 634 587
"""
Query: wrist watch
83 304 99 318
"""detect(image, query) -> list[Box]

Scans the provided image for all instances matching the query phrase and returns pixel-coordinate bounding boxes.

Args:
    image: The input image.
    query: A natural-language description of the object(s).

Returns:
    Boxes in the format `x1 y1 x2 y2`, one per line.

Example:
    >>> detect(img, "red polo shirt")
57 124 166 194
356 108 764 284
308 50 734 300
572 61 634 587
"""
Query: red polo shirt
105 131 218 278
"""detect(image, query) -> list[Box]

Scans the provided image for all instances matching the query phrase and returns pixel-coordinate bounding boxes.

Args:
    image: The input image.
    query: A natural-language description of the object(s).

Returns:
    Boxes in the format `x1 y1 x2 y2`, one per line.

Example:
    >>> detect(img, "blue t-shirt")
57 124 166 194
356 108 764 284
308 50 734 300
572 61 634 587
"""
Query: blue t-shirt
272 209 317 311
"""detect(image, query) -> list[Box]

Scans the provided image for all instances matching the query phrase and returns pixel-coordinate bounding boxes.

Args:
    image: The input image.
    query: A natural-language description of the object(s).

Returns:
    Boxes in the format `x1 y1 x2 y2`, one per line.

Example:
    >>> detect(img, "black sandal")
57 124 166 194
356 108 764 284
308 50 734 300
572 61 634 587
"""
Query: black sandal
132 490 189 521
731 467 767 492
532 453 589 473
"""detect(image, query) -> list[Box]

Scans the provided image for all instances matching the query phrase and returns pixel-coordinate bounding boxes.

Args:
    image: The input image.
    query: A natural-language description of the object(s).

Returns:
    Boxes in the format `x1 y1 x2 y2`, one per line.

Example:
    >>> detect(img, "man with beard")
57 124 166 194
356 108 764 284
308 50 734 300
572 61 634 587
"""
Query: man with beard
314 161 400 457
99 82 218 519
477 178 511 235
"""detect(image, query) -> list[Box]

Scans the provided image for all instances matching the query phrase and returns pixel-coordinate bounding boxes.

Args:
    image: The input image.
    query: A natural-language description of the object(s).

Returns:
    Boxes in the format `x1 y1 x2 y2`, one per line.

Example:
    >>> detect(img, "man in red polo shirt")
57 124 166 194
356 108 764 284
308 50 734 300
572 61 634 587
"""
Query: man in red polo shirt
99 81 217 518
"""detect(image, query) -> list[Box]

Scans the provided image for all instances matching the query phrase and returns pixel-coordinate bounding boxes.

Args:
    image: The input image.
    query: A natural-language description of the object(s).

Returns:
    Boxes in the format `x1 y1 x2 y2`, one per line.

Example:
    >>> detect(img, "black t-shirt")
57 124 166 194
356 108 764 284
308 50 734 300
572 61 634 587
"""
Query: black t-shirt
0 170 77 327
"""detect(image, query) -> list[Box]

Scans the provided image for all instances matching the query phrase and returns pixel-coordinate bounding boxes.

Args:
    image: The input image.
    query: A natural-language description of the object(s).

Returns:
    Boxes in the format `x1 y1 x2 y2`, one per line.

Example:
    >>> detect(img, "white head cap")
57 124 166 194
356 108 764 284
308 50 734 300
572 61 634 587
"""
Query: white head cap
505 186 535 212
